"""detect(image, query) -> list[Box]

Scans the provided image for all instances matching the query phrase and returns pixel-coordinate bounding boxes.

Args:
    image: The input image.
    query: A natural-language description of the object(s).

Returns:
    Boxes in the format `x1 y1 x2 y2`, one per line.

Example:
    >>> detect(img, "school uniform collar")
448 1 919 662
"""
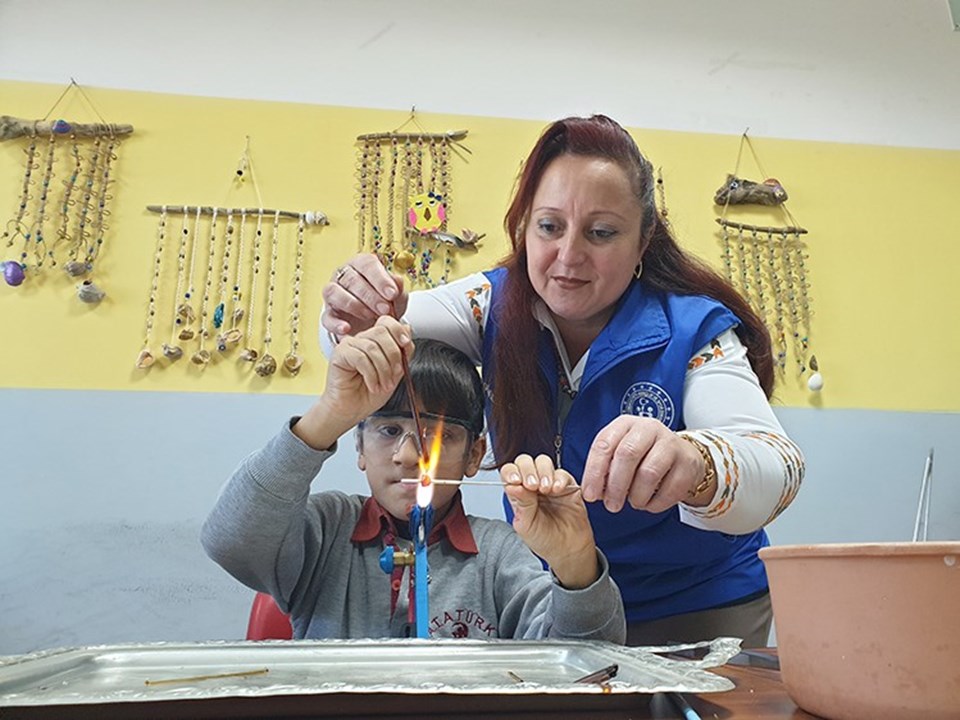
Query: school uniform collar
351 492 479 555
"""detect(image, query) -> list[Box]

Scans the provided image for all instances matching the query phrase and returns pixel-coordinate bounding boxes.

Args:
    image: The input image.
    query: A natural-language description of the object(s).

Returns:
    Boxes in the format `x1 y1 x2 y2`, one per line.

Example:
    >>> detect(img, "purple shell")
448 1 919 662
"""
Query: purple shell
3 261 25 286
52 119 72 134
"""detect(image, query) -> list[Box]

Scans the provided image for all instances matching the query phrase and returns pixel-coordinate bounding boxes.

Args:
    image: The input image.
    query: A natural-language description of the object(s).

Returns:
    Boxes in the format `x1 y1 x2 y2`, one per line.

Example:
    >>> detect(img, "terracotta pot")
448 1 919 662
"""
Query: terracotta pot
759 542 960 720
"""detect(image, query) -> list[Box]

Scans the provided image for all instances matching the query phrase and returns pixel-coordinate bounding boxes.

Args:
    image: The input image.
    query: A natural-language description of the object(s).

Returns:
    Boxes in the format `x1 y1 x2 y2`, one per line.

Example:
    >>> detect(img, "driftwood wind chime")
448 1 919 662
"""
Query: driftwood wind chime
137 139 328 378
714 133 822 392
1 82 132 302
355 114 481 288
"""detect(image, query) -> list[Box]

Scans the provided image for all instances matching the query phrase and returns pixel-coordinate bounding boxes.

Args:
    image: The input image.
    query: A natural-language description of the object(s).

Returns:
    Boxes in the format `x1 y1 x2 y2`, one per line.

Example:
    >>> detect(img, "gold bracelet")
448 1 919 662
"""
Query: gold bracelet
682 435 717 500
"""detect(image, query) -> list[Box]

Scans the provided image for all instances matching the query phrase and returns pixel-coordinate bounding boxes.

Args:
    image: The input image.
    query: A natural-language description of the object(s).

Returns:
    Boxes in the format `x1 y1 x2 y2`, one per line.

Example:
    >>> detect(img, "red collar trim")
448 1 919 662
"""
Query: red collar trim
351 493 478 555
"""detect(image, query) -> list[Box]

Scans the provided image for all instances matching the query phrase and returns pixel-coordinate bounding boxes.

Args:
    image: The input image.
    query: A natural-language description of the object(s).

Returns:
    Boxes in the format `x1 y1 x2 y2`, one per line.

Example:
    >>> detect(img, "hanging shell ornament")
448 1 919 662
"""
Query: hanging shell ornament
394 250 416 271
162 343 183 360
190 349 211 366
239 347 258 362
430 228 485 249
77 279 106 304
135 349 155 369
233 307 244 323
807 355 824 392
178 327 195 341
63 260 89 277
254 353 277 377
176 303 196 323
3 261 25 286
223 328 243 345
283 353 303 376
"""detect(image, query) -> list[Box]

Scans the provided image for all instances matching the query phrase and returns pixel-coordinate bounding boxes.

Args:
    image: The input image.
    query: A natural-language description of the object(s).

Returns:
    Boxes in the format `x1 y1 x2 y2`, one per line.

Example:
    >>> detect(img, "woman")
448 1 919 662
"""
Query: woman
320 115 803 646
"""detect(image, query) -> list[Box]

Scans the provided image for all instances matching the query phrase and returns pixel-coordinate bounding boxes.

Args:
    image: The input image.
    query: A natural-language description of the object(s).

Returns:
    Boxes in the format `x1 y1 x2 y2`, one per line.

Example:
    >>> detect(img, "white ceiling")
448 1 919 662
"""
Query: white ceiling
0 0 958 149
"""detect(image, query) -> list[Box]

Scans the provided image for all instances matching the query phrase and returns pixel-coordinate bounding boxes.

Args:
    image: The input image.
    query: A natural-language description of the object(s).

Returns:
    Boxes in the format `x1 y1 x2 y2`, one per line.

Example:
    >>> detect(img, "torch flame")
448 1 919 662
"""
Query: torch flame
415 418 444 508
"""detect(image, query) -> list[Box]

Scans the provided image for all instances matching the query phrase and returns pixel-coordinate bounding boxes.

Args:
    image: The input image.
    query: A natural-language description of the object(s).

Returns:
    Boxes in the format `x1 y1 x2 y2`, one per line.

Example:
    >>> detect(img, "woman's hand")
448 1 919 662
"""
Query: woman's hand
580 416 714 513
321 253 409 339
501 454 599 590
294 317 413 450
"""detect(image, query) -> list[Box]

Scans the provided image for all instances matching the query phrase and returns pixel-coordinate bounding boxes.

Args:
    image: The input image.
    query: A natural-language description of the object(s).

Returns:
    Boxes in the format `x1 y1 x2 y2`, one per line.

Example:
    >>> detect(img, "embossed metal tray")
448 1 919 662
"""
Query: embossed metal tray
0 638 738 719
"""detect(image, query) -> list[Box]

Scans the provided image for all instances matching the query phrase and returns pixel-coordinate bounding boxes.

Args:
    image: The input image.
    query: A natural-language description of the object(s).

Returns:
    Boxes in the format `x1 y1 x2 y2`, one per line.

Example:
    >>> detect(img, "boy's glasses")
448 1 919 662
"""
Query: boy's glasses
360 416 472 457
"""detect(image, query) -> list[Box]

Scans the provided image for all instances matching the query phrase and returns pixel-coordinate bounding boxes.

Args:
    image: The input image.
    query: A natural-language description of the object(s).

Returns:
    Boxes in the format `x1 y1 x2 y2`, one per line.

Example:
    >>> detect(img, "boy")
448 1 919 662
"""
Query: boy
202 317 625 641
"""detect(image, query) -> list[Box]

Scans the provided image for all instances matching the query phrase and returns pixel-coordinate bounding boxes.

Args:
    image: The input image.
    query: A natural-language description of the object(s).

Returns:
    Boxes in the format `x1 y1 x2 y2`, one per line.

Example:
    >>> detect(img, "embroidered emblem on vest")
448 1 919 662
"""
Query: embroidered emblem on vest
620 382 675 425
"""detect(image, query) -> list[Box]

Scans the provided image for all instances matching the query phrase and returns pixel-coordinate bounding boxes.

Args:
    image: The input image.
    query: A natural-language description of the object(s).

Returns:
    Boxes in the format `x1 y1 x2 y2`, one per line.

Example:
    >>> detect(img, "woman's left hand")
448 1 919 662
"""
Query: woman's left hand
580 416 713 513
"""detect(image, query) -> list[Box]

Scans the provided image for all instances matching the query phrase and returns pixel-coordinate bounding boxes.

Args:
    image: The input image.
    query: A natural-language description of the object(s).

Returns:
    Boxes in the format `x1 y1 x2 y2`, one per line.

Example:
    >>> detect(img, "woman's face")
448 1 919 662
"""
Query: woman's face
525 154 644 336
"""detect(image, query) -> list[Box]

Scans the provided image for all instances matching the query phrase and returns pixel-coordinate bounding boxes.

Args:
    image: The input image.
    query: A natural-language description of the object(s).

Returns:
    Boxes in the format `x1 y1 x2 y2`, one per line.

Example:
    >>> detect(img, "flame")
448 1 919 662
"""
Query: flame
415 418 444 508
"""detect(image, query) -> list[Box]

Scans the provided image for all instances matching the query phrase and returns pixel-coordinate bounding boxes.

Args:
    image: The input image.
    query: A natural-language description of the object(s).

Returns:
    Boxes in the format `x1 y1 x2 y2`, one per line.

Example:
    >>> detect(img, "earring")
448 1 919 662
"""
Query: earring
634 260 643 279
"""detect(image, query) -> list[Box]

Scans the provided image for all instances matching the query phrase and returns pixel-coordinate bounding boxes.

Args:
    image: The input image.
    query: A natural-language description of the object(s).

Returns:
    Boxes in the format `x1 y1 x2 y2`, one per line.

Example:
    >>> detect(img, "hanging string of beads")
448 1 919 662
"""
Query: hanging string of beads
212 209 234 352
283 213 306 376
135 205 167 369
191 207 219 367
225 209 248 349
167 209 191 357
51 136 82 267
239 210 265 362
253 210 281 377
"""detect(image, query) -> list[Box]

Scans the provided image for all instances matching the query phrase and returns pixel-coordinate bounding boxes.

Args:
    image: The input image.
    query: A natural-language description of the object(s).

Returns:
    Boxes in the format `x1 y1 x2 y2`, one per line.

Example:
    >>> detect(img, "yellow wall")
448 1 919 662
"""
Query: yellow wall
2 80 958 411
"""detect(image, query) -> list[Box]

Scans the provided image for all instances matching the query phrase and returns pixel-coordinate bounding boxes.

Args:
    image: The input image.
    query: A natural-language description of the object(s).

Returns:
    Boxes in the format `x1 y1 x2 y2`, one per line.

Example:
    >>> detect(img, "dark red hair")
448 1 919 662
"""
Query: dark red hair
490 115 774 464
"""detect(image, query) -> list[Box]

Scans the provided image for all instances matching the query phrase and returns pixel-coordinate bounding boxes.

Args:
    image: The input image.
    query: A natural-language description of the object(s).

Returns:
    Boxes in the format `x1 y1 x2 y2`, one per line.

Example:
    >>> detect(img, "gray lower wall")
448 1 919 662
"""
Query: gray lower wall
1 388 957 654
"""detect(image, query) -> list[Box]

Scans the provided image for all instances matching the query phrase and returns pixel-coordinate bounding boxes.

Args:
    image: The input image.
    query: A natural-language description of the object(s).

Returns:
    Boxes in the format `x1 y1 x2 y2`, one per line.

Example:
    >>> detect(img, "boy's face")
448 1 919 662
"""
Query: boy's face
357 415 485 522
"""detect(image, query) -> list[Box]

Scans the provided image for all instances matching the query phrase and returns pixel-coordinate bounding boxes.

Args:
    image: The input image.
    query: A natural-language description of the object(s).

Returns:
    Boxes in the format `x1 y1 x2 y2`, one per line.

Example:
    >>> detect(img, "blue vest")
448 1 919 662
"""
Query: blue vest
481 267 769 622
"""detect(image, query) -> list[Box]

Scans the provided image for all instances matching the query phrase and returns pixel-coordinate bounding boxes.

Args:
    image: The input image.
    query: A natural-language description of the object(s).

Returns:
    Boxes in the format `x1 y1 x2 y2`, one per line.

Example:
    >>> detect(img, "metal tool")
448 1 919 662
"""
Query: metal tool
912 448 934 542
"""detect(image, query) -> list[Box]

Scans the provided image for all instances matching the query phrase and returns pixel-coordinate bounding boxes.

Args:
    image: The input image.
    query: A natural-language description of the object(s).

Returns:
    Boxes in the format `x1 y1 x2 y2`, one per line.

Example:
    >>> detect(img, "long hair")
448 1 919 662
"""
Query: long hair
490 115 773 464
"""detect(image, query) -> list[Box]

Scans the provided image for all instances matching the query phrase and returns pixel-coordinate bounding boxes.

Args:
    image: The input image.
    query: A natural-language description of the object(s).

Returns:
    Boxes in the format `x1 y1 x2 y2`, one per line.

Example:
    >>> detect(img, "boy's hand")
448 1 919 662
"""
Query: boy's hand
501 454 599 590
294 317 412 450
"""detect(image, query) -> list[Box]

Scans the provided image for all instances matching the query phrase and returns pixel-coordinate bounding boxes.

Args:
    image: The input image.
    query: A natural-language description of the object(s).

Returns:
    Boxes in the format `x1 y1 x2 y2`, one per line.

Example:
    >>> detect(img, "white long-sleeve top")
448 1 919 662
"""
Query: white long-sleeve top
321 271 804 535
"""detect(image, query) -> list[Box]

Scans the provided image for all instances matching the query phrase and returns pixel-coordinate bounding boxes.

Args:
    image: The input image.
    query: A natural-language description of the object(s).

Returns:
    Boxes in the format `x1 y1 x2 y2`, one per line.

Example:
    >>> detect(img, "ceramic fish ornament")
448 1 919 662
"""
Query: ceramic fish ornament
714 175 788 206
429 229 485 249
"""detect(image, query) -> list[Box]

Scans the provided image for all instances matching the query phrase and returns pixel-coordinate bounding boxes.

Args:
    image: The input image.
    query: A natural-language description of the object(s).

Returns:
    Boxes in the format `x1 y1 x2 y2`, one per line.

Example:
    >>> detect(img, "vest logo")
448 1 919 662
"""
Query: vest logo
620 382 675 426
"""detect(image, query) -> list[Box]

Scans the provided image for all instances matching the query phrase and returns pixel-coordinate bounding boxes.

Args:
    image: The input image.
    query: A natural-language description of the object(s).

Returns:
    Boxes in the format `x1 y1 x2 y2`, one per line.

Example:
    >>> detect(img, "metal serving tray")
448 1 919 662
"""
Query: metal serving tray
0 637 739 719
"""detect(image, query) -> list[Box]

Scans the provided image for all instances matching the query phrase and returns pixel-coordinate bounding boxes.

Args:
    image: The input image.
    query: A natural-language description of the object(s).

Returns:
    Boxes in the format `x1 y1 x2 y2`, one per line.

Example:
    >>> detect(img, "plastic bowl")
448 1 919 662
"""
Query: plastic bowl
759 542 960 720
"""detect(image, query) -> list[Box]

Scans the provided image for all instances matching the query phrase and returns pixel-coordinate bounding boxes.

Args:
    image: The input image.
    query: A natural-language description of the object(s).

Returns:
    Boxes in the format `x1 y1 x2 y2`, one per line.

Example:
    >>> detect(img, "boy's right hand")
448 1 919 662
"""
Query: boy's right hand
294 317 412 450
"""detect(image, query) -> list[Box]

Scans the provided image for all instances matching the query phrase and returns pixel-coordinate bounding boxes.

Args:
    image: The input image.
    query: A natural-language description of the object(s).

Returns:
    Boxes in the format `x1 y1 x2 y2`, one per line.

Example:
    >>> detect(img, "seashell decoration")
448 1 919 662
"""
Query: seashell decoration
77 279 106 303
178 327 195 341
283 353 303 376
190 349 211 366
394 251 415 271
254 353 277 377
176 303 195 323
162 343 183 360
239 347 258 362
223 328 243 345
135 349 155 369
63 260 90 277
3 261 25 286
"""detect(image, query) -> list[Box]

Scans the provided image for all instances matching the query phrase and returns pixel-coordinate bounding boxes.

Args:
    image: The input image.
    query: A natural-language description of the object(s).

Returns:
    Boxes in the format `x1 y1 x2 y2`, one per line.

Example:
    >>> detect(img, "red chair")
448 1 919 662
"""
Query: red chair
246 592 293 640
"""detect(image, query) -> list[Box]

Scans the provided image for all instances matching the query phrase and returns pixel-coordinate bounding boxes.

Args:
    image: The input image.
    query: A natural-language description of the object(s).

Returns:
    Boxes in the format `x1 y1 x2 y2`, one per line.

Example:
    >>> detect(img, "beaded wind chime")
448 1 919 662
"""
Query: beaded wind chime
714 133 822 392
355 113 478 287
136 138 328 378
1 81 132 302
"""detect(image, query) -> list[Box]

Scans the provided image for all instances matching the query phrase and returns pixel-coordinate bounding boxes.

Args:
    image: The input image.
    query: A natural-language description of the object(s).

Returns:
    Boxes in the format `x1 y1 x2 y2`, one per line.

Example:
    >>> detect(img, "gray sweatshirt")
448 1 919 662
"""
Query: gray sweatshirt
202 421 626 642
